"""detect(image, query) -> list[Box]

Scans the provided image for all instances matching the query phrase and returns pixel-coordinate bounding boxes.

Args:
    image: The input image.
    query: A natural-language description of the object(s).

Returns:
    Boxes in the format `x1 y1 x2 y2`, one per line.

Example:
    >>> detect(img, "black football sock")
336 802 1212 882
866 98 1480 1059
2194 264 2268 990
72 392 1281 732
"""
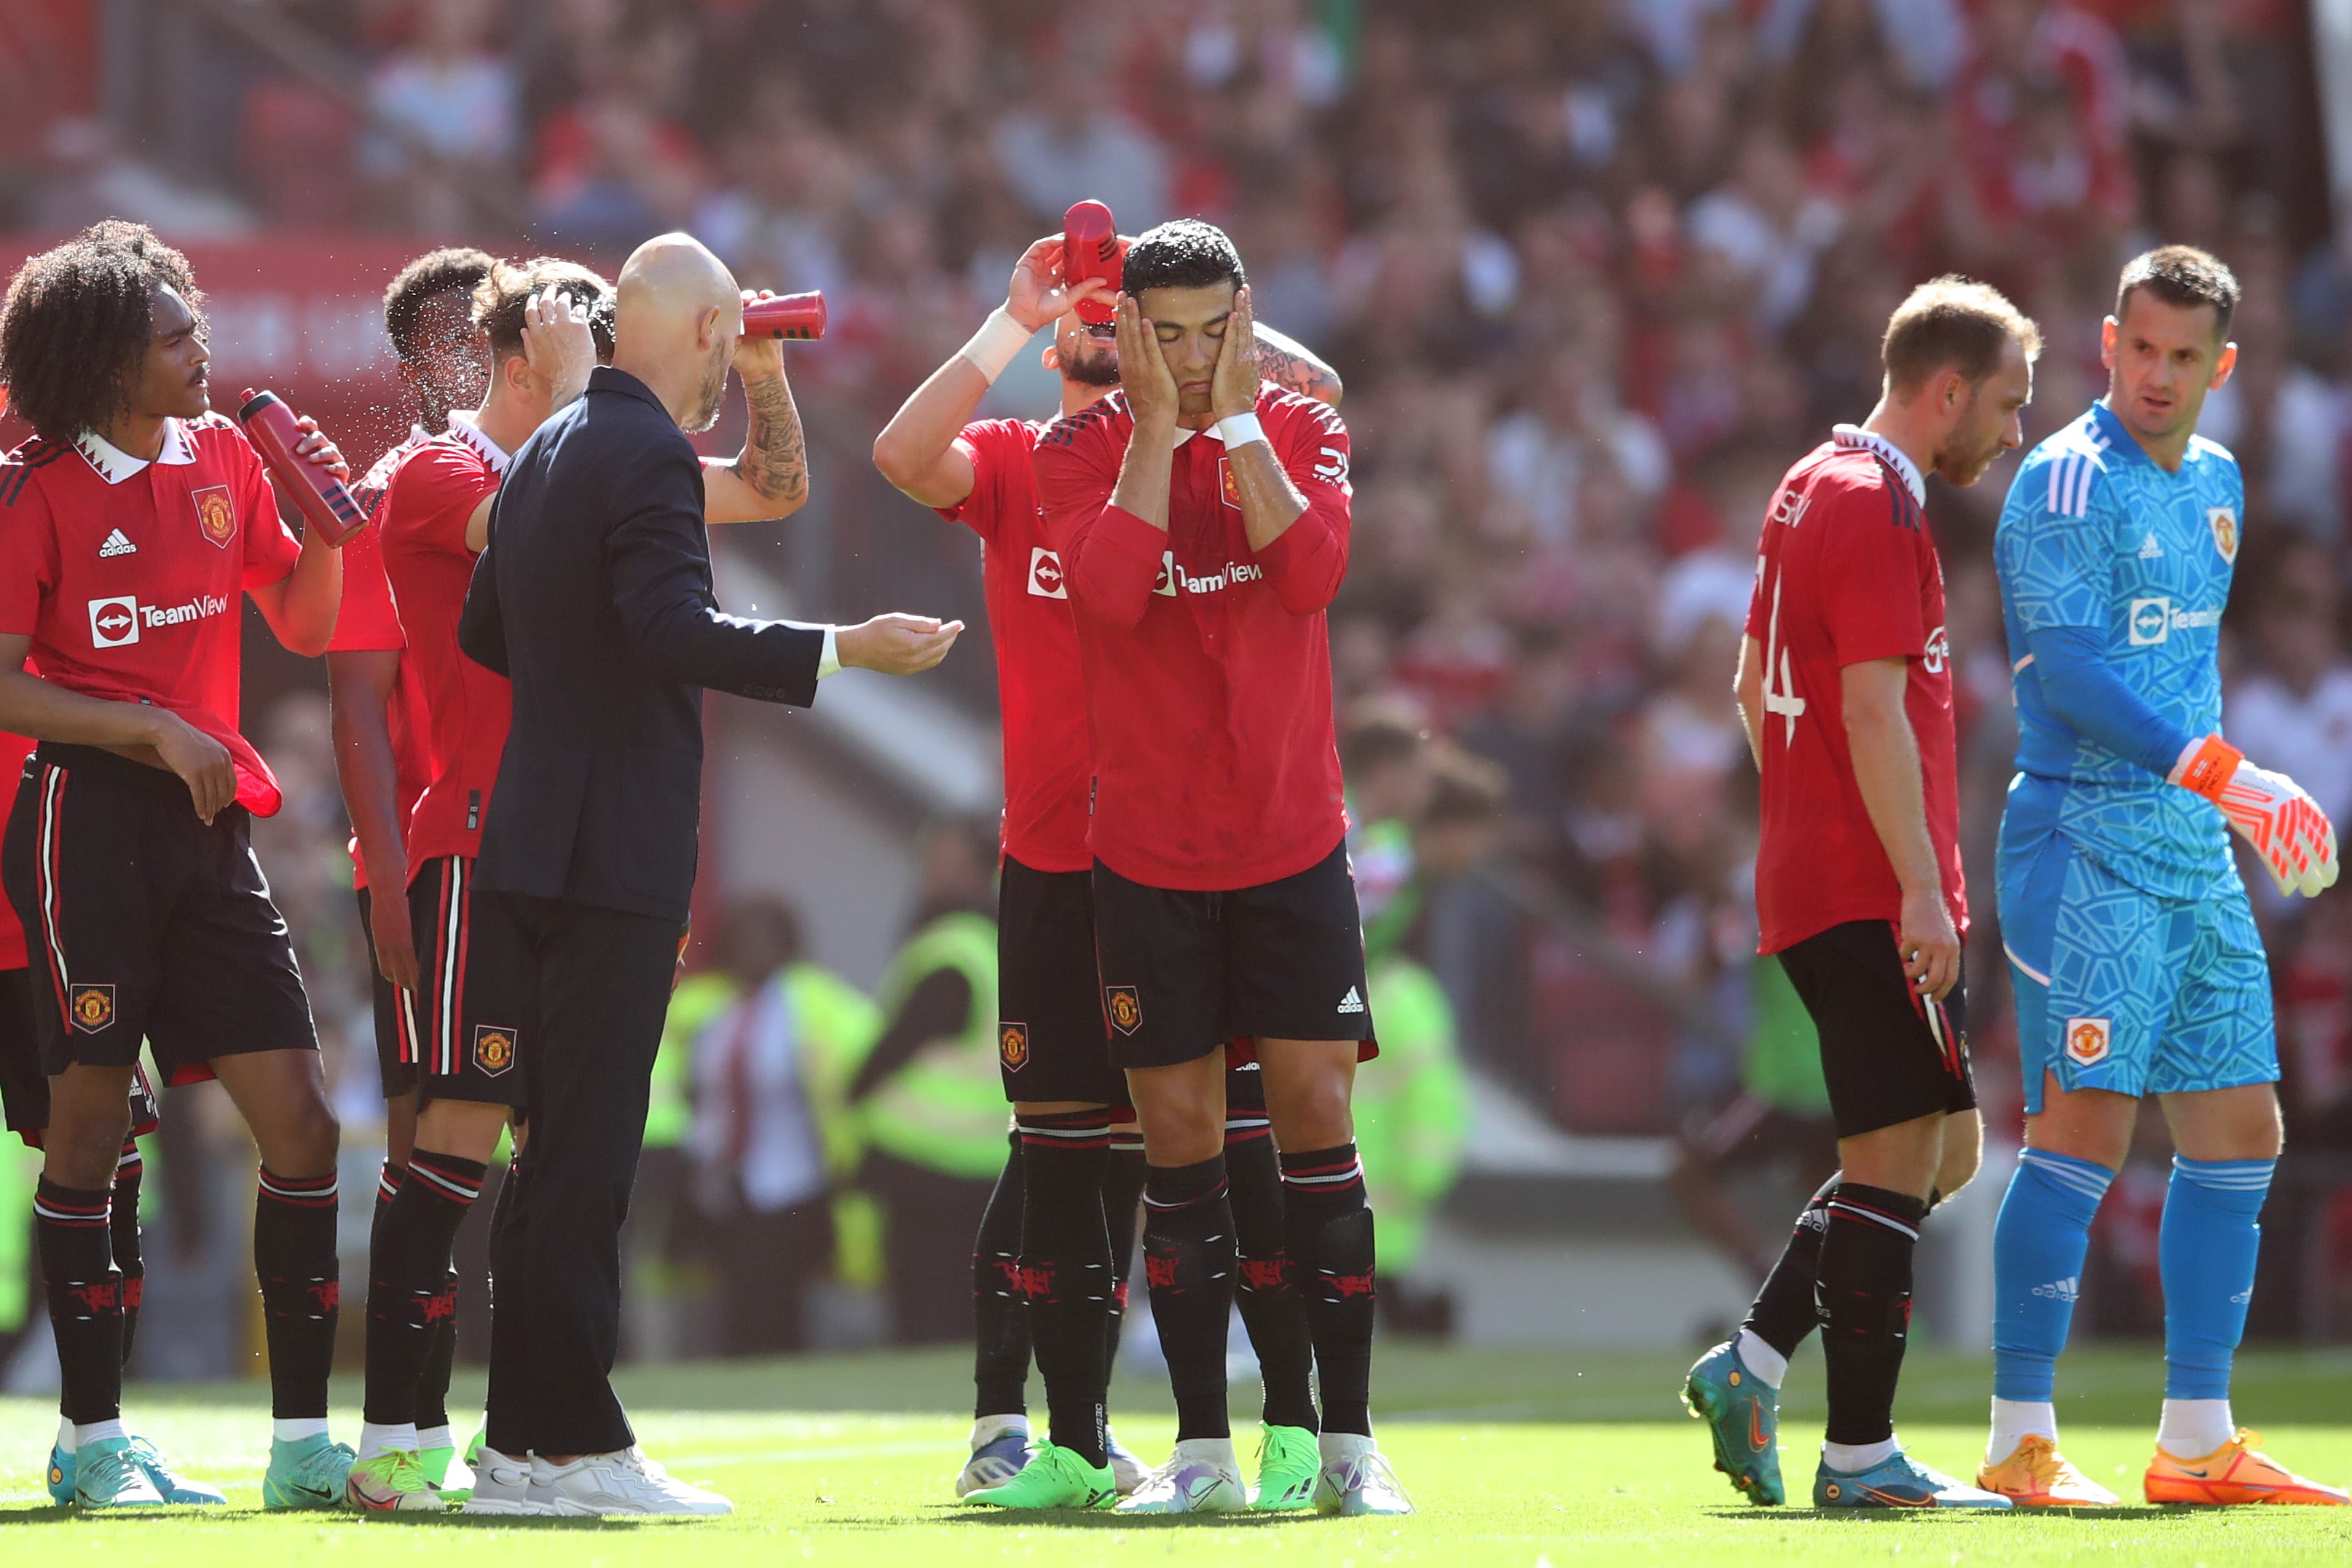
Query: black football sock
112 1138 145 1366
255 1167 341 1421
363 1151 484 1426
36 1178 122 1425
1742 1171 1838 1360
972 1131 1029 1420
373 1159 405 1243
1101 1131 1146 1376
1018 1109 1113 1468
1281 1143 1376 1438
417 1269 460 1434
1143 1154 1236 1441
1228 1111 1318 1432
1816 1182 1927 1448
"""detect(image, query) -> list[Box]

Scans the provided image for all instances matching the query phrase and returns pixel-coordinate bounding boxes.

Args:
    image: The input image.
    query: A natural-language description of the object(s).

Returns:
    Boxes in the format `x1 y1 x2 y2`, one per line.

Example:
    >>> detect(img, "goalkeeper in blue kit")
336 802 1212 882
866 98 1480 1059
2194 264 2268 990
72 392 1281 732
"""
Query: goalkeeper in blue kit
1981 245 2344 1508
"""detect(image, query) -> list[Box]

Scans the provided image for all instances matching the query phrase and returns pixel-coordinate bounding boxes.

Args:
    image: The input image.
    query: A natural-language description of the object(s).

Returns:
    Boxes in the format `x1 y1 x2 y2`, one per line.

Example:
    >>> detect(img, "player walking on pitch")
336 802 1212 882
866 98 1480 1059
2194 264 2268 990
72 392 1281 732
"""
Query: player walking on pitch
0 221 355 1509
1979 246 2344 1508
1034 220 1407 1517
873 226 1344 1510
1693 277 2040 1509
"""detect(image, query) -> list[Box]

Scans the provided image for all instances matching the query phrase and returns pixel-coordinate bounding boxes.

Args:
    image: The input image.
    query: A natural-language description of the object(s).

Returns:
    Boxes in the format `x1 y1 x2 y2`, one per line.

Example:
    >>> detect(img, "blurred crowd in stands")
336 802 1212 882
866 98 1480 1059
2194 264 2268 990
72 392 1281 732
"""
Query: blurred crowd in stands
7 0 2352 1370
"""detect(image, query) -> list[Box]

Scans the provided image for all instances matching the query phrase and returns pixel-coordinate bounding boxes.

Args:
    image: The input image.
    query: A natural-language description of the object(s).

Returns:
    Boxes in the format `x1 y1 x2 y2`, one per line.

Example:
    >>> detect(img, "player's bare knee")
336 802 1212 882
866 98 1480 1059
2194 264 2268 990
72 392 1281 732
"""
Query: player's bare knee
1934 1114 1982 1198
259 1094 341 1178
42 1108 128 1190
1270 1075 1353 1151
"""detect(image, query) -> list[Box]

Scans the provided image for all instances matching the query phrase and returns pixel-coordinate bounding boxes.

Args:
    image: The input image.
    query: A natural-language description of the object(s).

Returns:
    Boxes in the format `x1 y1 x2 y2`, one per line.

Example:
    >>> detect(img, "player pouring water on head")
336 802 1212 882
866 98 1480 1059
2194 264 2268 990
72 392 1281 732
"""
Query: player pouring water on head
1691 276 2041 1510
1978 245 2343 1509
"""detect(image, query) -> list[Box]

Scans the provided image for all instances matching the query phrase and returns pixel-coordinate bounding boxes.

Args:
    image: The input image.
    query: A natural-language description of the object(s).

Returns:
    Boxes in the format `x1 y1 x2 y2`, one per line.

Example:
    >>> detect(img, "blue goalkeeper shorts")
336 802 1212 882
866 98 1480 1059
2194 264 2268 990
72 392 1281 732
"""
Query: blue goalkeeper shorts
1997 824 2275 1113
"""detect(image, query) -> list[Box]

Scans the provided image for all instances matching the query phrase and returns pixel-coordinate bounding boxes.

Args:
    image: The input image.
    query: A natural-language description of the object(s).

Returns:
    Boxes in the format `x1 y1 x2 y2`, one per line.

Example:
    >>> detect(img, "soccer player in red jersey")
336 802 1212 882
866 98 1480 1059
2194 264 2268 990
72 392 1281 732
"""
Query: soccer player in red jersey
0 221 356 1510
354 255 822 1513
1032 220 1406 1516
1682 278 2040 1510
874 232 1342 1510
327 247 494 1497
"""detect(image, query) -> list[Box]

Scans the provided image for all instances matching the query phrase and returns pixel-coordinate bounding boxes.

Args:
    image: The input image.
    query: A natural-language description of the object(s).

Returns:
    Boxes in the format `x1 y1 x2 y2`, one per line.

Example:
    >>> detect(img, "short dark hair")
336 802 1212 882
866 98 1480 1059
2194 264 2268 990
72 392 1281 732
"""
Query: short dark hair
473 257 615 363
2115 245 2240 339
1340 700 1427 779
1423 746 1508 830
383 248 495 361
1122 219 1246 296
1881 275 2041 394
0 220 204 444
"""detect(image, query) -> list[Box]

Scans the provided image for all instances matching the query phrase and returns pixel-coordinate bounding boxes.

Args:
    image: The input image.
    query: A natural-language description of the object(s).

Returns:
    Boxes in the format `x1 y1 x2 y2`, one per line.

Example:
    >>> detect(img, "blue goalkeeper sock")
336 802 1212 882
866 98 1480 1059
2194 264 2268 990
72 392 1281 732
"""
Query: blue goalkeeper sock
2160 1155 2274 1401
1991 1149 2112 1402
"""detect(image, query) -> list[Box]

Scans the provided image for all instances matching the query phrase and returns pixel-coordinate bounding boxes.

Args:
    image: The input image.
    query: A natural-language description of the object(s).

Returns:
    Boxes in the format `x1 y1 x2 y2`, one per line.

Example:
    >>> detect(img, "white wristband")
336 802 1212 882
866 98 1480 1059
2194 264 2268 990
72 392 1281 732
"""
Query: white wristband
956 306 1033 385
1216 411 1267 449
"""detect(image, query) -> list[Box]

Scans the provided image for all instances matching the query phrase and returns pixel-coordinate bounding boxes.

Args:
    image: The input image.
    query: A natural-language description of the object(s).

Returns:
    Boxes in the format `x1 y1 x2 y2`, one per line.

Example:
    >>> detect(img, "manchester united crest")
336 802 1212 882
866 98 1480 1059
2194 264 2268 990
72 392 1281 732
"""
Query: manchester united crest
1105 985 1142 1036
2064 1016 2110 1067
1218 454 1241 509
2208 506 2238 564
192 484 237 548
999 1021 1030 1071
472 1025 517 1076
70 983 115 1033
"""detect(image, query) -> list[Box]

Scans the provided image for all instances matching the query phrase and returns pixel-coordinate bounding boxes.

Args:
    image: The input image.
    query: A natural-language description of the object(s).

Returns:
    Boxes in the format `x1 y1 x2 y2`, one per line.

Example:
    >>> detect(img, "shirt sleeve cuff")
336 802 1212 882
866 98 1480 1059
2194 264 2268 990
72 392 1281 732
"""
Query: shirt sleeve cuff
819 626 841 679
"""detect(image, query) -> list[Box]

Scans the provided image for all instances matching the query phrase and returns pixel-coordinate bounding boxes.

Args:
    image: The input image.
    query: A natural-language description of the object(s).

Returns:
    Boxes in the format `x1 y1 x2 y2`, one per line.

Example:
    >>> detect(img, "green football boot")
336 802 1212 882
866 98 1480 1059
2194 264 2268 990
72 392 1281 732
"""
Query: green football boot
1250 1424 1320 1510
346 1448 444 1513
72 1435 165 1509
262 1432 356 1510
964 1442 1116 1510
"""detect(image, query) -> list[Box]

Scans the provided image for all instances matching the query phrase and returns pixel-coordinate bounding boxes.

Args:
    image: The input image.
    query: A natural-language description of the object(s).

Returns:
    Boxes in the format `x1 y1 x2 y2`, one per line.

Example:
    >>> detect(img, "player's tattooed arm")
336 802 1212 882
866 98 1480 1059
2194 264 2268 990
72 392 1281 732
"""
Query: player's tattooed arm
705 364 809 524
1253 324 1344 409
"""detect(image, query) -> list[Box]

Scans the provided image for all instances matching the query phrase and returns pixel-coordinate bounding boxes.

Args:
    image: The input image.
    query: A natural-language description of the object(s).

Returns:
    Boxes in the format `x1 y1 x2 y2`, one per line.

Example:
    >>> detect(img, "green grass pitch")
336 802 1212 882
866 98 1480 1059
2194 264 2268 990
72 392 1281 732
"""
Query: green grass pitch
4 1345 2350 1563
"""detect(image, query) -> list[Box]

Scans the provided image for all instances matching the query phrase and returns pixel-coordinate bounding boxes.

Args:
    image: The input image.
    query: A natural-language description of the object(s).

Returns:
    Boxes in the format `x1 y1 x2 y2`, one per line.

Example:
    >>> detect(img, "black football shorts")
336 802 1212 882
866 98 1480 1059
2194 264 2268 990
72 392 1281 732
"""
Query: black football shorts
1774 919 1976 1140
996 854 1127 1106
1091 840 1377 1072
2 744 317 1087
408 854 532 1111
355 883 422 1098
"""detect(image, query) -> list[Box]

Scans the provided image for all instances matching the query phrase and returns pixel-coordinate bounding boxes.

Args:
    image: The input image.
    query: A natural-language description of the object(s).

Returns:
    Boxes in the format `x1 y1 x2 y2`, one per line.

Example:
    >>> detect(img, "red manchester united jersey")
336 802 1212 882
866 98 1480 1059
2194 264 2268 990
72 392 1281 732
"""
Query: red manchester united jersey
939 418 1090 872
1747 425 1964 953
0 416 301 815
0 727 30 969
379 414 508 874
334 426 437 889
1035 385 1353 891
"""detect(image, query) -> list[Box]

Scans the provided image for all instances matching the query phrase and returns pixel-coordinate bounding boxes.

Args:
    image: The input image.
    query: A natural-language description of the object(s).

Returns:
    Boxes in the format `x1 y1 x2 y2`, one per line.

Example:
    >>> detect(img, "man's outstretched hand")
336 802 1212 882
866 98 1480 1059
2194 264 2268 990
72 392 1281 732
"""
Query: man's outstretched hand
837 615 963 676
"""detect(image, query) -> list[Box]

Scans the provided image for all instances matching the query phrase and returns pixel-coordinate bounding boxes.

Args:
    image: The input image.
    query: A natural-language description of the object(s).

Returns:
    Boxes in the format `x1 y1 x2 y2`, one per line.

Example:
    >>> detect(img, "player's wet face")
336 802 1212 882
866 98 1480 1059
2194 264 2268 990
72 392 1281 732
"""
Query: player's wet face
1139 281 1238 417
1056 315 1120 387
686 307 739 434
139 285 210 420
401 291 491 428
2104 293 2231 444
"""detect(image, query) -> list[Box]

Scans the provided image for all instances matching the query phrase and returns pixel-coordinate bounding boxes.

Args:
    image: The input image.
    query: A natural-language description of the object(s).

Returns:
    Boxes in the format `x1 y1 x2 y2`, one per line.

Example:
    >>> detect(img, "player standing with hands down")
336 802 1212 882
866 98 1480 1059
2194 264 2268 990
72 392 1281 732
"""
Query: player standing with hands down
1979 247 2344 1508
0 221 355 1510
1689 278 2040 1510
873 226 1344 1511
1034 220 1407 1517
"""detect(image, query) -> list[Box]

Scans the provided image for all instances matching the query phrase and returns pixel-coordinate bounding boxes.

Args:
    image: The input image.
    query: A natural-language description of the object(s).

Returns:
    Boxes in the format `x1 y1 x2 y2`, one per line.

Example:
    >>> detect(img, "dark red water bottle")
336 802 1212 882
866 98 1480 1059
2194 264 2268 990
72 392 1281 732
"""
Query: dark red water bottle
1063 200 1121 328
741 292 827 341
236 389 366 547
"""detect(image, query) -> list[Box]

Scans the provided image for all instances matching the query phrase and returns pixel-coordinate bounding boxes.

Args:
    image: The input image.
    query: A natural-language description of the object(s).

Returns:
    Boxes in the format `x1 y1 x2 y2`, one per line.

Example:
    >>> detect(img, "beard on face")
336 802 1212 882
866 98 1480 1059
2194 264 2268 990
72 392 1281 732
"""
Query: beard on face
685 342 730 433
1061 335 1120 387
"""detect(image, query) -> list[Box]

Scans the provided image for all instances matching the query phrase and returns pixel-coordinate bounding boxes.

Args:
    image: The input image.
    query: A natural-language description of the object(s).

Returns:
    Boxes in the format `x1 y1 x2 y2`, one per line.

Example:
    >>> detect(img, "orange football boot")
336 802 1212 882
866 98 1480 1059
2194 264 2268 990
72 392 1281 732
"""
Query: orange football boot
1978 1435 2118 1506
2144 1430 2350 1506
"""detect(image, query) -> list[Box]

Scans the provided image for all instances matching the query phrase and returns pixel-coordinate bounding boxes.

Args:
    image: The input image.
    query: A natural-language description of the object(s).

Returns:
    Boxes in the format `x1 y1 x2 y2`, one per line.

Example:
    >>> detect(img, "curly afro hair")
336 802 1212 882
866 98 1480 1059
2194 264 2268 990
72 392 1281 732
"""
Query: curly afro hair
0 219 205 444
383 246 495 360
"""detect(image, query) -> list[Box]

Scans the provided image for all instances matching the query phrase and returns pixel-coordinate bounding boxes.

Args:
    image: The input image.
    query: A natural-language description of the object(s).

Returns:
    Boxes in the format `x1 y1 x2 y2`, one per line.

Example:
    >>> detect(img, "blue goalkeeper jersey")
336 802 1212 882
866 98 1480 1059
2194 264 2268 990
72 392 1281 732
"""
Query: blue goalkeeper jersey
1994 400 2241 900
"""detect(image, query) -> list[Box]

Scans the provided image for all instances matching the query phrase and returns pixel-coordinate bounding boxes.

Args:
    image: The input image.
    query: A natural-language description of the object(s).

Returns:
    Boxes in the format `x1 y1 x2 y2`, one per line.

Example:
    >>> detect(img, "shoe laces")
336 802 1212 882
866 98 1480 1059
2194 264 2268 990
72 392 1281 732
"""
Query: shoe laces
1340 1449 1409 1500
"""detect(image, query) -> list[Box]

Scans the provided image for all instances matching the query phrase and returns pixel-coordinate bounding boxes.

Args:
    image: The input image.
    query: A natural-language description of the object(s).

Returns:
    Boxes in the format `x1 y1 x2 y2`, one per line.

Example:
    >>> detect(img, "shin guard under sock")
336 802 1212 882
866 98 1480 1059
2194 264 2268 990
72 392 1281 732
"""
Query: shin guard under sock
972 1130 1029 1419
1816 1183 1926 1447
36 1178 121 1425
1743 1172 1836 1365
112 1138 144 1366
1228 1111 1318 1432
1991 1149 2112 1402
417 1269 460 1433
1018 1109 1113 1467
2160 1156 2274 1401
1143 1154 1236 1441
363 1151 484 1426
1101 1131 1146 1374
255 1167 341 1420
1281 1143 1374 1438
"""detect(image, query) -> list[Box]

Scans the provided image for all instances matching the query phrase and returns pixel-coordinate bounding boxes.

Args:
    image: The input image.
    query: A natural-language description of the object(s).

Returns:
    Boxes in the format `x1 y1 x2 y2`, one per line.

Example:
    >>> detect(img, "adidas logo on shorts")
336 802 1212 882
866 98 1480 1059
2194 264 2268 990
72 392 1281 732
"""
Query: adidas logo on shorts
1337 986 1366 1015
98 528 136 557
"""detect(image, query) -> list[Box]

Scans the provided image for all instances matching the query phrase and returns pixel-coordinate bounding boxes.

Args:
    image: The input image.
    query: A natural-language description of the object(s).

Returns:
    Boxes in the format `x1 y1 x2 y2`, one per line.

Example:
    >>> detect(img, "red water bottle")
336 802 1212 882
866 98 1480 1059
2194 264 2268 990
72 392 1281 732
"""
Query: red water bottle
235 389 366 547
1063 200 1121 328
741 291 827 341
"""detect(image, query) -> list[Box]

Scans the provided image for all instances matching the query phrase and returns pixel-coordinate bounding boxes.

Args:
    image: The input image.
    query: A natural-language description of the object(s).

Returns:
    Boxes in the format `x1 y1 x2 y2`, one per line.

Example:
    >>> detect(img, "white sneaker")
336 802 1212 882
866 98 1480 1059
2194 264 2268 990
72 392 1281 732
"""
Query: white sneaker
535 1447 733 1517
1115 1437 1246 1514
1105 1427 1150 1497
459 1448 556 1517
1313 1432 1413 1516
955 1415 1032 1498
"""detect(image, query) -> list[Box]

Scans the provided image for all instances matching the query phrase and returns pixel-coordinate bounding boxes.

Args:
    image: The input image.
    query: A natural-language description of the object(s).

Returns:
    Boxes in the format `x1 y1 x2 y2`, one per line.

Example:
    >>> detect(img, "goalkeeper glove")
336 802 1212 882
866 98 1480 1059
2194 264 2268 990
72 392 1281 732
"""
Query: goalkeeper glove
2170 734 2340 898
